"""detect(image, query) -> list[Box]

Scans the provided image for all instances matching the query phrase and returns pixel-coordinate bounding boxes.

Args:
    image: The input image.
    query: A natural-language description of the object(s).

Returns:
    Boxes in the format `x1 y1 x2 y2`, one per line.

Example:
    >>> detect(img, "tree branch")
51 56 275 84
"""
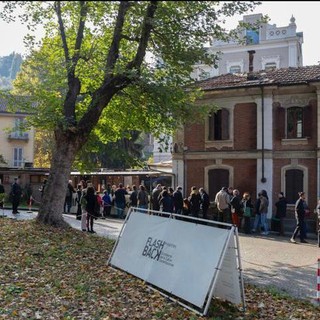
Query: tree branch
126 1 158 71
121 34 140 42
77 1 158 140
55 1 88 126
104 1 131 78
73 1 88 66
54 1 70 64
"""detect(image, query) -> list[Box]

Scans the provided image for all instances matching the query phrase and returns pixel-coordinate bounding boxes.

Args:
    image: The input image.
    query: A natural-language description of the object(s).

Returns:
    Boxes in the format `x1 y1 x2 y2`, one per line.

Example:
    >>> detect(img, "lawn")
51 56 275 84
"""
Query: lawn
0 218 319 319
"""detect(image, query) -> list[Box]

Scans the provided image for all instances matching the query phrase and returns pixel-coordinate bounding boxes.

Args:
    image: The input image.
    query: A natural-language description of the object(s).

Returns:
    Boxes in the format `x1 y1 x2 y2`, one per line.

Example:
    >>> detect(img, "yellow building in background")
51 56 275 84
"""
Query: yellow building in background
0 97 35 169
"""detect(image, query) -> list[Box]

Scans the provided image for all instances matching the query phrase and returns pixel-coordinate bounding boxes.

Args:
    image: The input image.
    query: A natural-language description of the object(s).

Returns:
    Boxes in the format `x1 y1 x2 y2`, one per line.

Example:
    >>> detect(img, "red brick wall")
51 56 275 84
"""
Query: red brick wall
234 103 257 150
184 121 205 151
186 159 257 200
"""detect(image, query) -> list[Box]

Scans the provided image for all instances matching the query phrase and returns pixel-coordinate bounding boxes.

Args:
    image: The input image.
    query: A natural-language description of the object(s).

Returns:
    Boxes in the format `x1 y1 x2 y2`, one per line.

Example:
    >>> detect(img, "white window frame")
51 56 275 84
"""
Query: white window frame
261 56 280 70
226 60 244 74
13 147 24 167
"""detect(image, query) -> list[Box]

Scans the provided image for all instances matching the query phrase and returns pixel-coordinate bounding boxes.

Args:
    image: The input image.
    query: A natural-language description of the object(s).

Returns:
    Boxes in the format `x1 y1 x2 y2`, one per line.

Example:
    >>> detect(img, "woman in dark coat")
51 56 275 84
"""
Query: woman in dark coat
84 186 99 233
188 186 201 218
159 190 174 213
275 192 287 236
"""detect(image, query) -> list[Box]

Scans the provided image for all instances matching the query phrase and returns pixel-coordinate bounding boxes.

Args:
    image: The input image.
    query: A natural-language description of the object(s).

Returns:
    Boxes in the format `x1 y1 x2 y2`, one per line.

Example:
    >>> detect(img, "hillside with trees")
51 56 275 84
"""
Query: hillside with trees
0 52 23 89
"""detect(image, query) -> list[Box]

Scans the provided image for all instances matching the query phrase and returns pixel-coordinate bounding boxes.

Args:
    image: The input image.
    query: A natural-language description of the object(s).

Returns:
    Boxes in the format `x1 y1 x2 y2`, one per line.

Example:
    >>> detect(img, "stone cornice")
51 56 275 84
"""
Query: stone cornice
274 93 316 108
173 150 316 160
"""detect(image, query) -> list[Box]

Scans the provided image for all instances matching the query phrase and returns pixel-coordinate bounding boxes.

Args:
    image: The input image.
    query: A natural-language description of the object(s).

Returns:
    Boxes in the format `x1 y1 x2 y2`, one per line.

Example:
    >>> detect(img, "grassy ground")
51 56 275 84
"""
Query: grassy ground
0 218 319 320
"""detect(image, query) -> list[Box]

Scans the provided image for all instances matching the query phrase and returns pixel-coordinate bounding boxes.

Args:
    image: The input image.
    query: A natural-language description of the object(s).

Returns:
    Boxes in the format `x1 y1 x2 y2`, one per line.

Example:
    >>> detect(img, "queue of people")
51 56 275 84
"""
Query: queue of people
68 180 314 244
2 175 316 243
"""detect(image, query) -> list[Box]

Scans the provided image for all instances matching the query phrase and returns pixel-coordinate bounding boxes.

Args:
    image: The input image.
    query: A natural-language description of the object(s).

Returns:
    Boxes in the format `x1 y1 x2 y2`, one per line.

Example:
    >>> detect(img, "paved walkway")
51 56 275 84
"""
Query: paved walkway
0 208 124 240
2 208 320 304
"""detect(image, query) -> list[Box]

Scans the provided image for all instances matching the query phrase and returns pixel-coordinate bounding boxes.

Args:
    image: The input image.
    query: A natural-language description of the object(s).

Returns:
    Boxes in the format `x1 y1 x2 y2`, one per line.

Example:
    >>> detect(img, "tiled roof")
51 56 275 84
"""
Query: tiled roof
196 65 320 91
0 97 8 112
0 96 31 114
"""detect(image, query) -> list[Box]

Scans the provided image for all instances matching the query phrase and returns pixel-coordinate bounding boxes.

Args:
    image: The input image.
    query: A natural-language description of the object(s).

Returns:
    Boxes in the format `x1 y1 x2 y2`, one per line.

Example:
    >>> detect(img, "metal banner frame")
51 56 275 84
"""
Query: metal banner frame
107 207 245 316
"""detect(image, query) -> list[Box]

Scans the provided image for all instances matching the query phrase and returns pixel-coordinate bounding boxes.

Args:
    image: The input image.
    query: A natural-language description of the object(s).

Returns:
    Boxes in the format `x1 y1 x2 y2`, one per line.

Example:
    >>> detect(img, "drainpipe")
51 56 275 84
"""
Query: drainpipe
260 85 266 183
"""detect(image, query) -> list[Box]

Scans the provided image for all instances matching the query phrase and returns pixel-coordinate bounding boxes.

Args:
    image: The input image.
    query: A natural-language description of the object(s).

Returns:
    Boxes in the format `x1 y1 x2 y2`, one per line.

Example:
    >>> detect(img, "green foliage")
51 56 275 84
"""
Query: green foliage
2 1 262 171
74 130 145 171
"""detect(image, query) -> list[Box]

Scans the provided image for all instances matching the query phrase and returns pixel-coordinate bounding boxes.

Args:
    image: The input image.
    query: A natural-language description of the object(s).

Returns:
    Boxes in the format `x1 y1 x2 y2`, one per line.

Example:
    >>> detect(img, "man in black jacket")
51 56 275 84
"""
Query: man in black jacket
11 177 22 214
173 186 184 215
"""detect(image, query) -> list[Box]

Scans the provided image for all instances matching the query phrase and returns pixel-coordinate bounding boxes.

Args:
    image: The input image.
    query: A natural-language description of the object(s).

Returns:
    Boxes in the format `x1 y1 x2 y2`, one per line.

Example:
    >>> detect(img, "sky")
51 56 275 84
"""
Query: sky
0 1 319 66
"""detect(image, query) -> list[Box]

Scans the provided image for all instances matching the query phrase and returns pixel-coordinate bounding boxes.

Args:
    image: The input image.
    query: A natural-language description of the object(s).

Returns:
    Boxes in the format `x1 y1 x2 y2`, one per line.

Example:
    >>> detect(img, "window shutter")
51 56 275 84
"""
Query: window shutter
275 106 285 139
208 113 214 140
221 109 229 140
303 105 312 138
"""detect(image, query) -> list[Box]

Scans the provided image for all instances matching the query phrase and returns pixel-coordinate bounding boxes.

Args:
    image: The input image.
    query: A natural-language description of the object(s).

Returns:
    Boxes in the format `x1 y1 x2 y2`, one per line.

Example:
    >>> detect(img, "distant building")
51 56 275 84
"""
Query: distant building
173 64 320 233
0 97 35 169
157 13 304 167
191 13 303 80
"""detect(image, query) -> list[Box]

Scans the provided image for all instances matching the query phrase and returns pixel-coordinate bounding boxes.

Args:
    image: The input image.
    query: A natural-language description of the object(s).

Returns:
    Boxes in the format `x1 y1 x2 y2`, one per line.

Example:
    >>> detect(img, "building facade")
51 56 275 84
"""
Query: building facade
191 13 303 80
172 65 320 232
0 97 35 169
161 13 304 169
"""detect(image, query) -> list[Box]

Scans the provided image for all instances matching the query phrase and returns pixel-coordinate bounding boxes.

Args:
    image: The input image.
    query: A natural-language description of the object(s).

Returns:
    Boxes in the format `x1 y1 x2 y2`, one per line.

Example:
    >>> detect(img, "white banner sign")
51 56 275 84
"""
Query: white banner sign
109 212 243 310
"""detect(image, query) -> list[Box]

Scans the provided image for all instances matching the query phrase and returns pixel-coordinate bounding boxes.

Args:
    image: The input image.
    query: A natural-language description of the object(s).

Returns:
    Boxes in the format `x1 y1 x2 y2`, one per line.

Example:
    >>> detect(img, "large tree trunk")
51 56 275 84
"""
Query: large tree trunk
36 131 79 228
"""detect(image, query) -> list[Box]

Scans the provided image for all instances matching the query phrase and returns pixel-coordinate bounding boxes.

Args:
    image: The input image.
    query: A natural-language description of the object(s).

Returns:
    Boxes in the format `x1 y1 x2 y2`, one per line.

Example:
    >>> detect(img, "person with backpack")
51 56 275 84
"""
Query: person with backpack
102 190 113 218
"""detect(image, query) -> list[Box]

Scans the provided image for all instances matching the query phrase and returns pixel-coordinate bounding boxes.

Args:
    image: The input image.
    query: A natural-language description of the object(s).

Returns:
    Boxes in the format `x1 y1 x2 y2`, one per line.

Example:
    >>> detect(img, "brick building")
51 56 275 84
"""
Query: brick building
172 64 320 232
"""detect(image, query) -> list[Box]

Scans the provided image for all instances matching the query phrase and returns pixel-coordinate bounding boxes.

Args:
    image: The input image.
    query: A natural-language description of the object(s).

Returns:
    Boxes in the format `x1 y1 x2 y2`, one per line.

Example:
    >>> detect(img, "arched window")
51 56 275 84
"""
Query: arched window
208 109 229 141
287 107 303 138
285 169 303 204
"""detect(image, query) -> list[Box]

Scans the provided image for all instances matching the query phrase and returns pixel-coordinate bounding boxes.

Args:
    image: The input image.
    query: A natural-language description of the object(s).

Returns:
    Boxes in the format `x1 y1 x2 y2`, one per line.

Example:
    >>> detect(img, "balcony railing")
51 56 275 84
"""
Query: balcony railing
8 132 29 141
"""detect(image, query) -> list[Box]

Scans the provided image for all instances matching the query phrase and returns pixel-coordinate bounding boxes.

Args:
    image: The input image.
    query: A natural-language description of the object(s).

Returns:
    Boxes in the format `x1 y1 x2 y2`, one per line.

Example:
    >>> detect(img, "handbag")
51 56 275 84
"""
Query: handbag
243 206 252 217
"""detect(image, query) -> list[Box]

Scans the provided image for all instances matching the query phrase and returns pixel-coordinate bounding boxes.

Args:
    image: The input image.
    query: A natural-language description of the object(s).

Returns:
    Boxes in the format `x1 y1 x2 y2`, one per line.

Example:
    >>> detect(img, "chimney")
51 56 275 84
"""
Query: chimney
248 50 256 72
247 50 258 80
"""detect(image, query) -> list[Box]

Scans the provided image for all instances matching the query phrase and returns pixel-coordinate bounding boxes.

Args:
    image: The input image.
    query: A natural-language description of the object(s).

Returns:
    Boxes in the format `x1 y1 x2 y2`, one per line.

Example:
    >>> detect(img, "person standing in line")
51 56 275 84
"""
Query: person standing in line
129 185 138 208
64 180 75 214
80 180 89 231
258 190 269 235
188 186 201 218
83 185 99 233
0 179 5 210
102 189 113 218
241 192 253 234
137 185 149 211
214 187 230 223
11 177 22 214
173 186 184 215
114 183 127 219
230 189 242 229
151 184 162 211
290 191 308 244
159 189 174 213
275 192 288 236
76 183 83 220
199 187 210 219
252 190 269 234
